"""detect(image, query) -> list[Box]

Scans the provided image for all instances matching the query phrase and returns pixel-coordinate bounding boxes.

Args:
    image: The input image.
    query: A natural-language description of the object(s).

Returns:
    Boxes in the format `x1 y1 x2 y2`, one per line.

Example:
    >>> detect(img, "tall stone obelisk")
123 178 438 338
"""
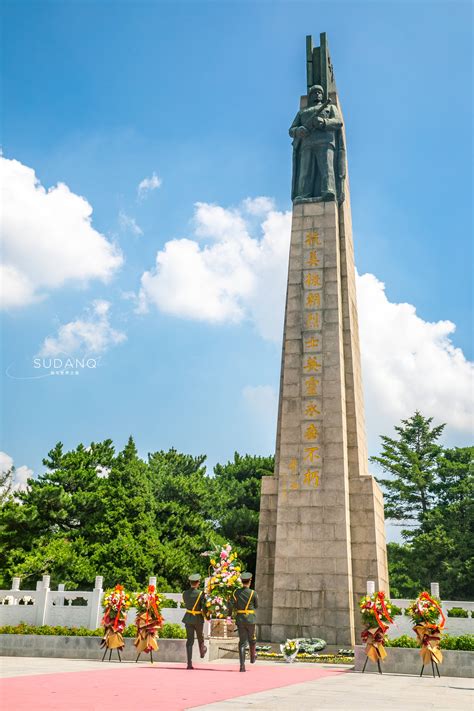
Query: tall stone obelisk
255 33 389 645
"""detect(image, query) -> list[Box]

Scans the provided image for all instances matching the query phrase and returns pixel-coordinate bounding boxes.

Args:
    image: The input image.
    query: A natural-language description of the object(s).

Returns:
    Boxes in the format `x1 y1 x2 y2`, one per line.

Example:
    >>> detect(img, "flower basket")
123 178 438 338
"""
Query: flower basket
280 639 300 663
100 585 131 652
359 591 393 665
202 543 243 621
406 592 445 667
133 585 164 655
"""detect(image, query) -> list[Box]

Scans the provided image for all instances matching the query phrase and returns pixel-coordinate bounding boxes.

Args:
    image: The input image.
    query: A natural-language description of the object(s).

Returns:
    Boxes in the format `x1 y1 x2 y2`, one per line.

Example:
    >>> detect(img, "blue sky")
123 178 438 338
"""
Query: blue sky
1 1 473 535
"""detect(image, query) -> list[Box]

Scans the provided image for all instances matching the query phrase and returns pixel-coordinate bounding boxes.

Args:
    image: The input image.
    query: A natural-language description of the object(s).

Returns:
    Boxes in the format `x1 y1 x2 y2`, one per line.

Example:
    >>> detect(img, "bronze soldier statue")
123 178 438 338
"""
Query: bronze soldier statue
229 571 258 672
182 573 207 669
289 84 343 202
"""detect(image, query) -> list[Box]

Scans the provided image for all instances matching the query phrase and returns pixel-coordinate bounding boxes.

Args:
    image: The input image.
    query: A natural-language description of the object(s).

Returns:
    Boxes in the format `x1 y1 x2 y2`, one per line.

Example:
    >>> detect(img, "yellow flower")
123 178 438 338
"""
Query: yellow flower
211 559 216 566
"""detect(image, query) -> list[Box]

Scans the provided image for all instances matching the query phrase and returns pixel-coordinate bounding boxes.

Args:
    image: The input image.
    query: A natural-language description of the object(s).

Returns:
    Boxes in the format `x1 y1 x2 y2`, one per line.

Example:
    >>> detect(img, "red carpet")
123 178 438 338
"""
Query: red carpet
2 663 347 710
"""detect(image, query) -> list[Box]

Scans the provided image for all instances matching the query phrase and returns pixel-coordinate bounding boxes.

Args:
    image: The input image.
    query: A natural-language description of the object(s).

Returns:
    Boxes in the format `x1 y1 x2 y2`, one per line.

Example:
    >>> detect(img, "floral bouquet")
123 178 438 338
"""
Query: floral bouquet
133 585 164 655
100 585 132 651
280 639 299 663
406 592 445 666
359 591 393 664
202 543 242 619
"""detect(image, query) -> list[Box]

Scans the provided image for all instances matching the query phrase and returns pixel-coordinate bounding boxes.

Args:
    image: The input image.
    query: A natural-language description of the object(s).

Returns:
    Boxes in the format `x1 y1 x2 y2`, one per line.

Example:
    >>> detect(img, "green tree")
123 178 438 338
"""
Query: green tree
0 440 115 587
213 452 274 572
406 446 474 599
372 415 474 600
0 465 13 505
0 439 277 592
371 411 445 521
0 437 166 590
385 542 422 599
148 448 223 588
89 436 166 589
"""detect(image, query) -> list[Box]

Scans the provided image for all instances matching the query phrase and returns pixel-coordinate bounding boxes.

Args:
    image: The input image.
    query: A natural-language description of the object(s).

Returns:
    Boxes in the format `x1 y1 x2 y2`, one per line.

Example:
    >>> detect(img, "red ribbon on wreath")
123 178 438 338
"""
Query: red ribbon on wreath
361 591 393 632
416 592 446 629
144 584 161 625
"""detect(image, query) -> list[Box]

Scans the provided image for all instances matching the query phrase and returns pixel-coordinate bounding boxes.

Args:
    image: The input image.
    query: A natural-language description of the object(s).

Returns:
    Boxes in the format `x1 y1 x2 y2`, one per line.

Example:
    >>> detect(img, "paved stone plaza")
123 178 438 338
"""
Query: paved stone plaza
1 657 472 710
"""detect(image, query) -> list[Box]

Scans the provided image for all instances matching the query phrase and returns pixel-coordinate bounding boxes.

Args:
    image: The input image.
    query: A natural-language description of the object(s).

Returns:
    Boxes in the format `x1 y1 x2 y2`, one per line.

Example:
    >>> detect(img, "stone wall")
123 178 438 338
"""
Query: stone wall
0 635 193 662
354 645 474 678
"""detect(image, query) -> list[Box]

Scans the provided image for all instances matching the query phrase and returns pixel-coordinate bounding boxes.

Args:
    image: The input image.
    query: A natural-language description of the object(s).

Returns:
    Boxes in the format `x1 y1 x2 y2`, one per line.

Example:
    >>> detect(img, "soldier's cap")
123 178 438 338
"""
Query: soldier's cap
309 84 324 94
188 573 201 582
241 572 253 581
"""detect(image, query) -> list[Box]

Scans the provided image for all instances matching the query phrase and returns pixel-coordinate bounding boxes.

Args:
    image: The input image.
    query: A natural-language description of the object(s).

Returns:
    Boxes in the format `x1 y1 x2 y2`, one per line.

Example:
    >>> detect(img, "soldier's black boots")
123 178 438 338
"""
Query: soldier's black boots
239 645 246 672
250 642 257 664
186 646 194 669
199 642 207 659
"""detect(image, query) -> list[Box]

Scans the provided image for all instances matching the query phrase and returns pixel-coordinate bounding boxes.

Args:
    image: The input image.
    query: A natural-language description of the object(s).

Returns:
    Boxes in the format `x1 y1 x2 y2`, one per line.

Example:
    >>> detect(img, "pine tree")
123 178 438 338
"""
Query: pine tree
370 411 445 521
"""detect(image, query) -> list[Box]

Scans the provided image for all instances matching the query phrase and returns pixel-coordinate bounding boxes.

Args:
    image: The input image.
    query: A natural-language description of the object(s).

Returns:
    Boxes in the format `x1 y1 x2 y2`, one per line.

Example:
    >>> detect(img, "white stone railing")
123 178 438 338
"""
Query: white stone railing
0 575 186 630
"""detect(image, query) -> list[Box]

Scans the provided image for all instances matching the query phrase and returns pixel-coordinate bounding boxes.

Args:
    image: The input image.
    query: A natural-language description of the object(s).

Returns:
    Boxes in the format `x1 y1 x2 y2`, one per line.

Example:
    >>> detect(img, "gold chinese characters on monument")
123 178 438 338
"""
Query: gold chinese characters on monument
282 229 323 495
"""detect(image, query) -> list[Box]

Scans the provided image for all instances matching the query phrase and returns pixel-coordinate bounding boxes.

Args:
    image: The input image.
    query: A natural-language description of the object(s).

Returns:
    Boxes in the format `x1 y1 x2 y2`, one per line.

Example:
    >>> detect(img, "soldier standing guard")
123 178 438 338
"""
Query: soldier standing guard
229 571 258 672
182 573 208 670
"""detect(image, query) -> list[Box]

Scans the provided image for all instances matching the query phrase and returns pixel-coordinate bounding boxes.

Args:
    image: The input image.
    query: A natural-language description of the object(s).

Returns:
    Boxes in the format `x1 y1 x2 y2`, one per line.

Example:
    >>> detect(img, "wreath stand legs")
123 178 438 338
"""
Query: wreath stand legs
102 647 122 662
362 656 383 674
135 651 154 664
420 660 441 678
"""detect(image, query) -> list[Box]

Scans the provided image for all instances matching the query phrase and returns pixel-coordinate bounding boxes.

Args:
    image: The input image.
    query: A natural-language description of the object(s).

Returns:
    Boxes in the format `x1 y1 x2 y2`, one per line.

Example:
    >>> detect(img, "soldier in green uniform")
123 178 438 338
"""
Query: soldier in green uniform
182 573 207 670
228 571 258 672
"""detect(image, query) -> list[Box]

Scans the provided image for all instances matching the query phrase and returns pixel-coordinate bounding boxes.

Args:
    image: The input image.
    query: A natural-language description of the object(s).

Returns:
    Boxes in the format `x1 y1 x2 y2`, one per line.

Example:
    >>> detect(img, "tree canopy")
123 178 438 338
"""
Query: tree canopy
0 439 273 591
371 413 473 600
371 411 445 520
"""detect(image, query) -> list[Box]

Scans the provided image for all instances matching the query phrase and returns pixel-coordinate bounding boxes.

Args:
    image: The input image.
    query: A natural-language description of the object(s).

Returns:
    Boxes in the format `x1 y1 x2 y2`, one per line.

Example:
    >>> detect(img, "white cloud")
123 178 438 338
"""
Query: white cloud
357 272 474 448
137 200 291 340
242 196 276 216
243 385 278 421
118 210 143 236
0 452 13 473
0 157 123 309
137 196 473 444
14 466 33 491
137 172 162 199
0 451 33 493
40 300 126 356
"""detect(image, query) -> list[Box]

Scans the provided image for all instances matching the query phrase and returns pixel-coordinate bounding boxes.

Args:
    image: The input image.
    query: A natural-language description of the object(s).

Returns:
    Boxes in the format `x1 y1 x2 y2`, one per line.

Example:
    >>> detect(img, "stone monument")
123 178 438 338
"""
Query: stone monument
255 33 389 645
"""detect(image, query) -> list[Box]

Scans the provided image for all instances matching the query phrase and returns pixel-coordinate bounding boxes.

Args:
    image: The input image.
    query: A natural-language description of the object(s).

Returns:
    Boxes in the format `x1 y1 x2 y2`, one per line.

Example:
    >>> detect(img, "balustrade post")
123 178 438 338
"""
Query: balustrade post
89 576 104 630
366 580 375 595
11 577 20 604
36 575 50 625
57 583 65 607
